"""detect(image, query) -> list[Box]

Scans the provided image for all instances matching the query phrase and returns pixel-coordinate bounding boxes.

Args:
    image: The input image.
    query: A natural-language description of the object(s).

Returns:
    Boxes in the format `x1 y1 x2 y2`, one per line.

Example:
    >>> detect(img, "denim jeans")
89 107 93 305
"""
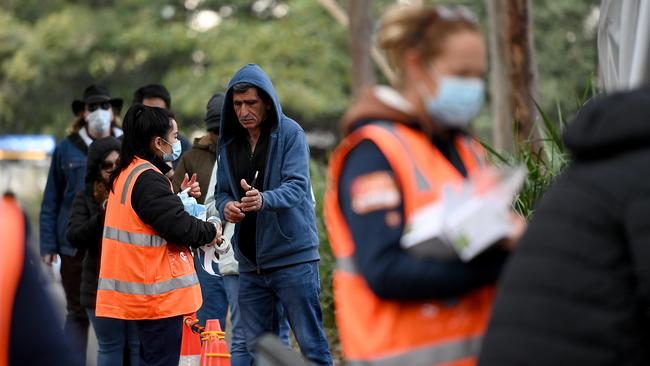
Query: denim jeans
86 308 139 366
223 275 292 366
193 253 228 328
239 261 332 366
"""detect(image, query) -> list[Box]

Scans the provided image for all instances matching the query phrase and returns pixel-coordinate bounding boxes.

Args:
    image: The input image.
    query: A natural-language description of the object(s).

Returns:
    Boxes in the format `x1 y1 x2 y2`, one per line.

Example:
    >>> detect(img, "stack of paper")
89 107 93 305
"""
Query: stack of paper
401 166 526 262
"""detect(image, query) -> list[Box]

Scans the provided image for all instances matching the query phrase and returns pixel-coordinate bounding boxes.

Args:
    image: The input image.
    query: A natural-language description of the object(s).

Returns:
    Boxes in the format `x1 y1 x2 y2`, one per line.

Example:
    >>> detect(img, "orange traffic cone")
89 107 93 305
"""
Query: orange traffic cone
179 315 203 366
200 319 231 366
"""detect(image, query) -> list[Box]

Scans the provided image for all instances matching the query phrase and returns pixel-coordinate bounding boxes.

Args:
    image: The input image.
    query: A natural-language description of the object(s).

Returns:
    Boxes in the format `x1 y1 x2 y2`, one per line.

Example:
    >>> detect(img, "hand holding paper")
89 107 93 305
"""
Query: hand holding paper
401 166 527 262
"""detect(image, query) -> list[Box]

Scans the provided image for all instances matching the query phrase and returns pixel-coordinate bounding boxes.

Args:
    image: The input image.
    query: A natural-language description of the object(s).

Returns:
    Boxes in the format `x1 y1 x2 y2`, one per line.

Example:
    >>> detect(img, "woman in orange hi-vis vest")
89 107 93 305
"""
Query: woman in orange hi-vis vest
324 4 525 366
95 104 222 366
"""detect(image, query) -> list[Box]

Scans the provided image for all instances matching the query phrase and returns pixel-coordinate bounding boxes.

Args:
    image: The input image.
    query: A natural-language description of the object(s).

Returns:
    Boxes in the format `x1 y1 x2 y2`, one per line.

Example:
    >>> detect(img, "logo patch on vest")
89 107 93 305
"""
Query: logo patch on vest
351 171 401 214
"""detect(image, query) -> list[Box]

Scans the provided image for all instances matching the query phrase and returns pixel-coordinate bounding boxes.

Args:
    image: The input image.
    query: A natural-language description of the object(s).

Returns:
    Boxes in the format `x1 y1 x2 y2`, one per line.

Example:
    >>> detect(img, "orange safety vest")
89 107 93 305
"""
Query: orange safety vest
325 122 496 366
0 195 26 366
96 157 202 320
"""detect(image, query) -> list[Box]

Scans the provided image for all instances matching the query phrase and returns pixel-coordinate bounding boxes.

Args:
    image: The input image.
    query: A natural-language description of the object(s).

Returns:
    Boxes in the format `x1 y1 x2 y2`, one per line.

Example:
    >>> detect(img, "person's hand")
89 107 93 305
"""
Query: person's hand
180 173 201 199
239 179 263 212
205 221 223 246
224 201 245 223
500 212 527 250
42 254 58 266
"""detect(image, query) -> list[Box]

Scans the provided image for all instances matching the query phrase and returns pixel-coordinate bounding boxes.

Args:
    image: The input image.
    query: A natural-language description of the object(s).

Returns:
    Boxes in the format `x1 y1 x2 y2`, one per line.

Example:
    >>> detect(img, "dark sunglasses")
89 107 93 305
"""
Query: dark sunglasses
101 160 118 171
88 102 111 112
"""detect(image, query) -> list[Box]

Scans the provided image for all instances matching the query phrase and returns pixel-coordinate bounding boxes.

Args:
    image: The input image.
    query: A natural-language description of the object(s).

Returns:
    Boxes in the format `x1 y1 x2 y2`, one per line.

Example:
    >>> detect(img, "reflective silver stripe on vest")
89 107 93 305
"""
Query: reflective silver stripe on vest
374 121 430 191
121 163 154 204
336 256 360 275
347 336 482 366
98 272 199 295
103 226 167 247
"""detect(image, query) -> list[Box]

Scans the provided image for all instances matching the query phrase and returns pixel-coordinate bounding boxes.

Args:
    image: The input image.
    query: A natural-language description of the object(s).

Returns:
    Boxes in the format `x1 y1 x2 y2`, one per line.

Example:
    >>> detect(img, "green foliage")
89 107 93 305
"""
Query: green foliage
0 0 351 137
0 0 601 144
482 78 598 218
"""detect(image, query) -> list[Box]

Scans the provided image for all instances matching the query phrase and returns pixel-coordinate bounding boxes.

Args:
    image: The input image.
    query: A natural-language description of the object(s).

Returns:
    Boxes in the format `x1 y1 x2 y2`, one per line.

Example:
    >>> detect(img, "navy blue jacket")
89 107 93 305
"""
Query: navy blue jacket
340 139 507 300
39 134 87 256
215 64 319 272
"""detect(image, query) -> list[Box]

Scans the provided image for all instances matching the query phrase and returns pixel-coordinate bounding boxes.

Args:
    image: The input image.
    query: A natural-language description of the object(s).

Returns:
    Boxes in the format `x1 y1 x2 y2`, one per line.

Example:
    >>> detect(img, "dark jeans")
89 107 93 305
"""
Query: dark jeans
60 251 89 364
224 275 292 366
193 253 228 328
239 261 332 366
135 316 183 366
87 308 139 366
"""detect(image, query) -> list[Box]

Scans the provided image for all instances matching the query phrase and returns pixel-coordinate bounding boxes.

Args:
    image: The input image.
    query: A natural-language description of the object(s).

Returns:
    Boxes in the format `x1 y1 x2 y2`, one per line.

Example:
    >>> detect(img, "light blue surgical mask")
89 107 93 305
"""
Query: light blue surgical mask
422 76 485 129
161 138 182 162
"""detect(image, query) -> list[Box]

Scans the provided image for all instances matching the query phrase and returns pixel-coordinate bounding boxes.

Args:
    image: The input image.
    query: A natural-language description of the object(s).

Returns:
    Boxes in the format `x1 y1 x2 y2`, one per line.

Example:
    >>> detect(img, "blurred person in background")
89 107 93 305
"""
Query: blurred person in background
171 93 229 329
2 193 82 366
39 84 123 364
132 84 191 172
324 4 522 365
95 104 221 366
479 88 650 366
67 136 139 366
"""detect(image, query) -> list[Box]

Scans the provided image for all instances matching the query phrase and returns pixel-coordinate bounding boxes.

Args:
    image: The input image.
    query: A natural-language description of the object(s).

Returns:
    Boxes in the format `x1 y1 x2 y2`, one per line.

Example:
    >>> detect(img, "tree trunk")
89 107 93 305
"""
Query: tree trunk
486 0 540 153
349 0 375 95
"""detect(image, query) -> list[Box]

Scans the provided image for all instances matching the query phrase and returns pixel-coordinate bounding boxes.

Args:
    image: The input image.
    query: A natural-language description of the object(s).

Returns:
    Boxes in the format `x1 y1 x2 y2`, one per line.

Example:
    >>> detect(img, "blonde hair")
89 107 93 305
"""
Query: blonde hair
377 4 479 85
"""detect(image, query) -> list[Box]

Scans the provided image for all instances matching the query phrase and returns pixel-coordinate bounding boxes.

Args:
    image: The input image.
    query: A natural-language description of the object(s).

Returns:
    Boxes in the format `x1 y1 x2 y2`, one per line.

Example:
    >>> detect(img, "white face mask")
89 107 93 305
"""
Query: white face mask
86 109 112 137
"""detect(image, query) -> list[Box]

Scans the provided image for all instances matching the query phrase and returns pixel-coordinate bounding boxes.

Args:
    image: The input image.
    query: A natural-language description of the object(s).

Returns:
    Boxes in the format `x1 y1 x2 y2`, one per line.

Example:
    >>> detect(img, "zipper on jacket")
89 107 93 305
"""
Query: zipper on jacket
256 132 275 268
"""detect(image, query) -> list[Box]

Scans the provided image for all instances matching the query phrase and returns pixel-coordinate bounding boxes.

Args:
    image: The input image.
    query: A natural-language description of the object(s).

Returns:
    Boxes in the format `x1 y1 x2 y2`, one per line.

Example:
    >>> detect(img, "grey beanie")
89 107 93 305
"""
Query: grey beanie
205 93 225 131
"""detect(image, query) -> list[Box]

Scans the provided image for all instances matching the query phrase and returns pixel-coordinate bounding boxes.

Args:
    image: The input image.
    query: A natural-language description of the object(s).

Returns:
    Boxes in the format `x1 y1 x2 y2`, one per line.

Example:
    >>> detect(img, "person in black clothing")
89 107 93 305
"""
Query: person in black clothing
67 136 139 366
479 88 650 366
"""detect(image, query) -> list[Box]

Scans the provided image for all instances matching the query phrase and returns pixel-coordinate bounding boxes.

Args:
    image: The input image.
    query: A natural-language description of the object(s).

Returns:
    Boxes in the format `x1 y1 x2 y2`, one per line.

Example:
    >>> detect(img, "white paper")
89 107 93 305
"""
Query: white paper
400 165 526 261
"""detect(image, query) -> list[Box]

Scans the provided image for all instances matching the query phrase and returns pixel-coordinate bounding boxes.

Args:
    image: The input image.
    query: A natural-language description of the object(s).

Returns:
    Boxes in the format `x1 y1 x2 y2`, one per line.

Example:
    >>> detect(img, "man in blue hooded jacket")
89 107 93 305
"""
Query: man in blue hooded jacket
215 64 332 365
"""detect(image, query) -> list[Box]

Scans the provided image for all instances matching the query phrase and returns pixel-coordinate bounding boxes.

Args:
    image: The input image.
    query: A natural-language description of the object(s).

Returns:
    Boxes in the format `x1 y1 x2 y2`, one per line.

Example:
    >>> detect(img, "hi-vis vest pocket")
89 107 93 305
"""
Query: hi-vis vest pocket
166 244 194 277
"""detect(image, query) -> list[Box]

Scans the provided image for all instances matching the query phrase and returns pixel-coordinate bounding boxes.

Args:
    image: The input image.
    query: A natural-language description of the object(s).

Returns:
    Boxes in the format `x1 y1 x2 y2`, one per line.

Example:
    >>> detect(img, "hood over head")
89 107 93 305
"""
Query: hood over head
86 136 121 185
563 87 650 159
220 64 283 142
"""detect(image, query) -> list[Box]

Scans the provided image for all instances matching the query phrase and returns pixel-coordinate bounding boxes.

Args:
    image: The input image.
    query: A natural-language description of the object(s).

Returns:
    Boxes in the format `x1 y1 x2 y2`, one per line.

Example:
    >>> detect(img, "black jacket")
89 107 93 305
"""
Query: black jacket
479 88 650 366
67 189 104 308
131 156 216 248
66 136 120 309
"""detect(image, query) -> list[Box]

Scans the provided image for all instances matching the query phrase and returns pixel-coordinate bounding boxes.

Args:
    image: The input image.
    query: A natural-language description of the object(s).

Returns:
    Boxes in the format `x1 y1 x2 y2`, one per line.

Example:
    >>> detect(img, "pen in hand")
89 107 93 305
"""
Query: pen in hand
250 170 259 191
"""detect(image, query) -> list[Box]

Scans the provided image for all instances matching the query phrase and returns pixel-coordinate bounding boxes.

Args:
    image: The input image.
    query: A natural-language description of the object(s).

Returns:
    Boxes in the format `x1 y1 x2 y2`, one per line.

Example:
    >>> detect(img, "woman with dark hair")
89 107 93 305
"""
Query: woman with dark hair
67 136 139 366
95 104 222 366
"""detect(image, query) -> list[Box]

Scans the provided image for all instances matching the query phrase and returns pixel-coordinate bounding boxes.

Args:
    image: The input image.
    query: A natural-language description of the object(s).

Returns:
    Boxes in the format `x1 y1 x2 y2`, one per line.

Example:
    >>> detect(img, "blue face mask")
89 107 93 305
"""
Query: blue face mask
423 76 485 129
161 139 182 162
